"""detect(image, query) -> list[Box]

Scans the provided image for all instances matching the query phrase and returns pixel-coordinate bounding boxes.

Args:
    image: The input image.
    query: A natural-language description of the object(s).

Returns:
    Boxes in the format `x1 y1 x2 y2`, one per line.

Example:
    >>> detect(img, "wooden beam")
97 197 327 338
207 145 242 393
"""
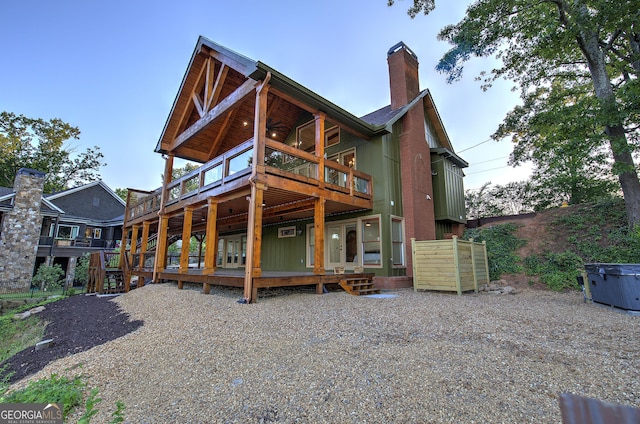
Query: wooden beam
314 197 325 275
172 78 256 151
202 198 218 274
207 64 228 111
268 86 372 141
192 93 205 118
179 206 195 273
171 56 210 142
207 49 253 76
207 109 236 158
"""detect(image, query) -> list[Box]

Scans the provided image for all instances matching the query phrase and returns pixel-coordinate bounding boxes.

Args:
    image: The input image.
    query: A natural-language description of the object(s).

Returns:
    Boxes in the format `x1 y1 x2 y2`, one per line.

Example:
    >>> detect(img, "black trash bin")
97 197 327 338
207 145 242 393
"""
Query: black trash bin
584 263 640 311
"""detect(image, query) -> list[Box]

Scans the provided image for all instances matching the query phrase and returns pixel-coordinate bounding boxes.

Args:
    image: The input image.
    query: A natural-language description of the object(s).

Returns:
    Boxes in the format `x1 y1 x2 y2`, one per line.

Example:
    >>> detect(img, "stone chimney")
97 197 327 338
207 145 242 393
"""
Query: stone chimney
0 168 46 292
387 42 420 110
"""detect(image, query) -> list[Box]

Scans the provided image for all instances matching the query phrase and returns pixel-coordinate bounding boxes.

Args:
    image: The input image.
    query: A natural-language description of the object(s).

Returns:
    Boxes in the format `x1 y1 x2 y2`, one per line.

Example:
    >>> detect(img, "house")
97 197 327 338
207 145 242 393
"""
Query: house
0 171 125 292
123 37 467 302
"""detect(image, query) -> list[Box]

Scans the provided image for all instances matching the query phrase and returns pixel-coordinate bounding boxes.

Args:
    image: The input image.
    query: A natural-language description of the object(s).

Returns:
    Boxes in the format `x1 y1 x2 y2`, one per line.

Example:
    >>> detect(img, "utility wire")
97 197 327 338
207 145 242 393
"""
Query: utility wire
457 138 493 153
468 156 509 166
465 165 511 175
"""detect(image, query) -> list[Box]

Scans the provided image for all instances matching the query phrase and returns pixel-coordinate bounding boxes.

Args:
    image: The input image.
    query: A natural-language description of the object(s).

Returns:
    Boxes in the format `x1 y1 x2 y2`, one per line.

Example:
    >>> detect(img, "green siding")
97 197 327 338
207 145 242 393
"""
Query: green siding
435 221 453 240
260 225 308 271
431 154 466 223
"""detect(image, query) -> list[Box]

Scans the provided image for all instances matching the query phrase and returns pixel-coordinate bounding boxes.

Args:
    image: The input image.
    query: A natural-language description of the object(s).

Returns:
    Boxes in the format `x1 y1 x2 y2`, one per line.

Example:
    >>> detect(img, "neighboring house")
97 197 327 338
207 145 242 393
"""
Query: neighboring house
123 37 467 302
0 173 124 292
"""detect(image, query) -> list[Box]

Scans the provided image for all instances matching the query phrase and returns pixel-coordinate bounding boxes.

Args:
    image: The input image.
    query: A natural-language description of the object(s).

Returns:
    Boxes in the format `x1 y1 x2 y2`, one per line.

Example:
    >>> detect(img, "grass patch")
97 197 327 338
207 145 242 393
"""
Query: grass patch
0 297 64 363
0 373 85 419
0 372 126 423
0 315 47 364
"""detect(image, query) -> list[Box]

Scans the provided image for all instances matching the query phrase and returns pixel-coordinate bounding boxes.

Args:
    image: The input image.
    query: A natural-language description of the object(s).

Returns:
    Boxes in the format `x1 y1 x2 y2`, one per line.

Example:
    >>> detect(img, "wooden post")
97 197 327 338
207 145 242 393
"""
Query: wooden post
203 197 218 276
482 240 490 285
315 112 326 185
252 76 269 175
161 153 174 209
411 238 417 292
129 224 140 268
243 181 266 302
179 206 194 274
313 197 325 275
118 227 129 268
452 236 462 296
469 238 478 293
154 214 169 282
242 76 269 303
139 221 150 270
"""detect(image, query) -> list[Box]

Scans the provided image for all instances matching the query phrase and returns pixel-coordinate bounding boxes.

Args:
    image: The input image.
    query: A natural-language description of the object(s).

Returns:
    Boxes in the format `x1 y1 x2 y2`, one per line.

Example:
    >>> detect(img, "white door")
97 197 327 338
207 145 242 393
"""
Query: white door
222 234 246 269
326 222 358 270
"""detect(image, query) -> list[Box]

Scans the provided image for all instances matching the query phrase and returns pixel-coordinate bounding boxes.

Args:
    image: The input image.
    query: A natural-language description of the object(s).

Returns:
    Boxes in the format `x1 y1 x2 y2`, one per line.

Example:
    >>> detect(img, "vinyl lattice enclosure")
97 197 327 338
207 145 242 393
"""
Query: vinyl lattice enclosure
411 236 489 295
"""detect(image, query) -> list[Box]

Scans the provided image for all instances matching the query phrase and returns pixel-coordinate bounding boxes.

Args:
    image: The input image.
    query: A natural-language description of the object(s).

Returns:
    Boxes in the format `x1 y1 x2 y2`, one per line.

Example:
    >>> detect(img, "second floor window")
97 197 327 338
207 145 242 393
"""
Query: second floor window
54 224 79 240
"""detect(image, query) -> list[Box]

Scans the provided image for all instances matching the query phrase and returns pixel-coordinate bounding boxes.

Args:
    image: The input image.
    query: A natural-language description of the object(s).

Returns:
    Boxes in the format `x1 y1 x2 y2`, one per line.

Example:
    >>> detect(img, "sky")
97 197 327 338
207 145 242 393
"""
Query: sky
0 0 531 193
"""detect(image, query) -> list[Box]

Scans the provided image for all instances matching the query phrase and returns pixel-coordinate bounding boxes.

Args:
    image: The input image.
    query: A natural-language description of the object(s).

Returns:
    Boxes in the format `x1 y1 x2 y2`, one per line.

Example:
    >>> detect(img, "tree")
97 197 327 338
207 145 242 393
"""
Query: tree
0 112 105 193
115 188 128 201
465 180 537 219
496 81 618 207
390 0 640 226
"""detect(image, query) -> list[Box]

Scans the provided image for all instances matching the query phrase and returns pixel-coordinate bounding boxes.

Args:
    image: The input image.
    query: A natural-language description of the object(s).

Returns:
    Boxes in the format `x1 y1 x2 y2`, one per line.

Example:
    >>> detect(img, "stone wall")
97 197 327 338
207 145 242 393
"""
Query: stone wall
0 168 46 292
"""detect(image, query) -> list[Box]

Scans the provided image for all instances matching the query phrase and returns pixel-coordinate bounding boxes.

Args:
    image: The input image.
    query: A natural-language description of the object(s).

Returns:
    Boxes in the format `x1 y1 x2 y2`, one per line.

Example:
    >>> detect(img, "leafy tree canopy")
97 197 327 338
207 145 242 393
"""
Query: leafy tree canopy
390 0 640 226
0 111 105 193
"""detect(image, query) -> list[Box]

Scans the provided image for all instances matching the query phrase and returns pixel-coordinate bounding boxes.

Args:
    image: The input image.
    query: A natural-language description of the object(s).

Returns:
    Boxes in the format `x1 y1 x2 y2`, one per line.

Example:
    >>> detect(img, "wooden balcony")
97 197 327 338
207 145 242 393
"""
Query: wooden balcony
124 137 373 228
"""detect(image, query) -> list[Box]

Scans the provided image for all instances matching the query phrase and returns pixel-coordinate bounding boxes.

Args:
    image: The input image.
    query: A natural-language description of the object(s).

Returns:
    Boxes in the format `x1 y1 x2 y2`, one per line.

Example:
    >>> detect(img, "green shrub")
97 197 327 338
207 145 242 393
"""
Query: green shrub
463 223 526 280
74 253 90 286
32 263 65 291
524 251 584 291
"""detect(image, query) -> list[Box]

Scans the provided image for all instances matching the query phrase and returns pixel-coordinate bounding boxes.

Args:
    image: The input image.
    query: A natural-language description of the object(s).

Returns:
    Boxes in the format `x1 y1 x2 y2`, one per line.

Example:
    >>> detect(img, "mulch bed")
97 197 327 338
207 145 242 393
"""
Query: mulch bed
1 295 143 384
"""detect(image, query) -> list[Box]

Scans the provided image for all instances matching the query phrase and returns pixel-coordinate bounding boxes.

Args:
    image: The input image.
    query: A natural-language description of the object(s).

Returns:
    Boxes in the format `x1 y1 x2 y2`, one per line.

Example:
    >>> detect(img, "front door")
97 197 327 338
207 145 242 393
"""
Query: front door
221 234 246 269
326 222 358 270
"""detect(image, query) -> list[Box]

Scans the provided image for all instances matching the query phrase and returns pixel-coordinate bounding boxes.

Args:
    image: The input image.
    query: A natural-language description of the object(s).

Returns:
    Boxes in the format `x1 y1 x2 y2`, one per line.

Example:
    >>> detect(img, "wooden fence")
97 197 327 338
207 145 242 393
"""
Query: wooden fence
411 236 490 295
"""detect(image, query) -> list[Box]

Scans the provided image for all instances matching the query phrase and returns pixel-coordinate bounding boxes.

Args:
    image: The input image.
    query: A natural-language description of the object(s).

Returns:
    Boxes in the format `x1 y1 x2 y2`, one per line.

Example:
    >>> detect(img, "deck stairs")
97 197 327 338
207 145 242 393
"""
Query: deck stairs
135 233 181 252
339 275 380 296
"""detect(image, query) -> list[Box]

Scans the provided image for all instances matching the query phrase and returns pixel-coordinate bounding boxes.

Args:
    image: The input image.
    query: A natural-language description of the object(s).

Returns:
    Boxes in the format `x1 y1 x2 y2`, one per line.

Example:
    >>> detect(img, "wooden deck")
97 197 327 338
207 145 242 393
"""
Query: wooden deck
131 268 375 301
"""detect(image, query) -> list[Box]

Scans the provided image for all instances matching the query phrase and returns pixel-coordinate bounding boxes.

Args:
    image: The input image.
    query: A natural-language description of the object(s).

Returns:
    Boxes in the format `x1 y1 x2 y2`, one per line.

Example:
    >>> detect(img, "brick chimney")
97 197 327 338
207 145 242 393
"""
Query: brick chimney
387 42 437 278
387 42 420 110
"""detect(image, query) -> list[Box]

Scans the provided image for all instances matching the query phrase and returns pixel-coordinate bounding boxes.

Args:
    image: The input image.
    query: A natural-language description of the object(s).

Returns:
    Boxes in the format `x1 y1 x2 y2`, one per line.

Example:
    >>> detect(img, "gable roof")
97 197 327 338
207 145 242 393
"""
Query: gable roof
155 36 387 158
361 89 467 167
0 190 65 216
46 181 126 207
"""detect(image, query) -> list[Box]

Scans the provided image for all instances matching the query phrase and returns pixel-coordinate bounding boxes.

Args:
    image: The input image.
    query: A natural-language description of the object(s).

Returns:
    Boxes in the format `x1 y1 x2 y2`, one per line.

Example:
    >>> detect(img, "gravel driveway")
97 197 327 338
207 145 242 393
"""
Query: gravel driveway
10 283 640 423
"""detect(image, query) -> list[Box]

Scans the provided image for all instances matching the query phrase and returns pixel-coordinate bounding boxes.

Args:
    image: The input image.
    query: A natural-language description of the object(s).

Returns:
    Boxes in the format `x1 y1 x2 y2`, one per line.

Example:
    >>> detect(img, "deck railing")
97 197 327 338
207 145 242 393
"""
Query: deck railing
126 136 372 222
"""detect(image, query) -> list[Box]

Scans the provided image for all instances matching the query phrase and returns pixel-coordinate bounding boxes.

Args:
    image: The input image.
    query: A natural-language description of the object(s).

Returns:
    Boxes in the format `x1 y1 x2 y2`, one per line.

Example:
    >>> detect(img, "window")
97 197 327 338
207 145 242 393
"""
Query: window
307 225 315 267
295 121 340 153
425 118 440 148
56 224 79 240
391 217 405 266
93 228 102 239
361 218 381 266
